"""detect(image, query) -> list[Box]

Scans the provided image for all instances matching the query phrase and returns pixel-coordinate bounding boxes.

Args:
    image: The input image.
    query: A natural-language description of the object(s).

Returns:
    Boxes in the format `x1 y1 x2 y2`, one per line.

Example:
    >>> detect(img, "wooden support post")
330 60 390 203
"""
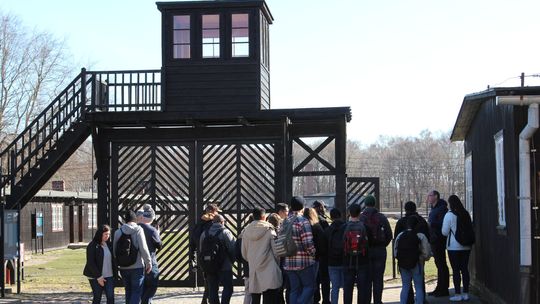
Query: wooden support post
335 116 347 216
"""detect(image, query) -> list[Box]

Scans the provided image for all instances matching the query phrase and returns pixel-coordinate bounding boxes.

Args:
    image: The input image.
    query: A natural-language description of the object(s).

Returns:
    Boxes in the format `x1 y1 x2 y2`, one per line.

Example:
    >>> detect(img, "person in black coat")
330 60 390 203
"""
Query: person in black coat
324 208 346 304
427 190 450 297
394 201 429 304
304 207 329 304
83 224 115 304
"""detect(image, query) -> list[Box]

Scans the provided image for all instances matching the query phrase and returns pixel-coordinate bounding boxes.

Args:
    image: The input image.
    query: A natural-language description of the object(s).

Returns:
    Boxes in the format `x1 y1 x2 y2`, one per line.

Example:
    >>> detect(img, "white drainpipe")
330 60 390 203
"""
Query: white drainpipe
518 103 538 268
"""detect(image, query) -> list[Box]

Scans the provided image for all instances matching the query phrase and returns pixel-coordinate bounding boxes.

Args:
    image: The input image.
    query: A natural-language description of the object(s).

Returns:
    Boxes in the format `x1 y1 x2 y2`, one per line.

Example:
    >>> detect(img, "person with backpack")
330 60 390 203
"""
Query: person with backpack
427 190 450 297
283 196 317 304
83 224 115 304
199 214 236 304
241 208 283 303
137 204 162 304
190 203 220 304
442 195 473 302
324 208 345 304
360 195 392 304
237 214 255 304
394 201 429 304
304 207 329 304
395 215 431 304
113 211 152 304
343 203 370 304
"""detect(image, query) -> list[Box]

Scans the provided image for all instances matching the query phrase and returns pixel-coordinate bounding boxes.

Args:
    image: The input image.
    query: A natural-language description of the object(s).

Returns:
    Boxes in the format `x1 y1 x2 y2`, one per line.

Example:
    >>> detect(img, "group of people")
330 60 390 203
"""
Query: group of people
83 204 162 304
394 190 474 303
191 195 393 304
82 189 473 304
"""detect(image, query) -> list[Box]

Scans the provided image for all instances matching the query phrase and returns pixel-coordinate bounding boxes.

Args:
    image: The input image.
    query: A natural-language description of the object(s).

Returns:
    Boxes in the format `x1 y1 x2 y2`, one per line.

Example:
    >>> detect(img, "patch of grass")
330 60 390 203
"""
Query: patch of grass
23 248 89 293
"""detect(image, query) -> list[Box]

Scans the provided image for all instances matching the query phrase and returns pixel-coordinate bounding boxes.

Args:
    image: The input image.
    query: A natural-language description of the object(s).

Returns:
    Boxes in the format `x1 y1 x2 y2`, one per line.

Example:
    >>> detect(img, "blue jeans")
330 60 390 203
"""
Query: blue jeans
328 266 343 304
120 268 145 304
207 270 233 304
400 263 424 304
343 264 369 304
286 263 318 304
89 276 114 304
367 247 386 304
142 263 159 304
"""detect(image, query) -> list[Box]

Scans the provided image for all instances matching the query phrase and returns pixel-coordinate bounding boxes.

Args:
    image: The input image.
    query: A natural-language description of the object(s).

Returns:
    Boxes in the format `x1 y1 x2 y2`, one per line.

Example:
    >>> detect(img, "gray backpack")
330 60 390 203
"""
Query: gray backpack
274 216 298 258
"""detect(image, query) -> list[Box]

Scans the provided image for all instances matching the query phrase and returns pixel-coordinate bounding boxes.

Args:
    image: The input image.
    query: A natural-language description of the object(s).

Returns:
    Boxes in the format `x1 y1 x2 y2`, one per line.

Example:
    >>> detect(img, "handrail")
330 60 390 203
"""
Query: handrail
0 68 163 193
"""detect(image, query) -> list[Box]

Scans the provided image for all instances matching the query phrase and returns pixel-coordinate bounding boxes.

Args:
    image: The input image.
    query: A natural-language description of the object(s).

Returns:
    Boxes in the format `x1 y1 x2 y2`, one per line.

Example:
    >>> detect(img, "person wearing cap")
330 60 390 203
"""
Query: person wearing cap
138 204 162 304
360 195 392 304
394 201 429 304
283 196 317 304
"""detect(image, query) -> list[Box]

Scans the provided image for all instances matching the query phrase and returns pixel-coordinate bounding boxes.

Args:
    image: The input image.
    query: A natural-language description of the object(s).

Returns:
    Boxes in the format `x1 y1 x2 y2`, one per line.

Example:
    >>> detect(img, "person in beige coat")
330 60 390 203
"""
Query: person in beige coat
241 207 283 304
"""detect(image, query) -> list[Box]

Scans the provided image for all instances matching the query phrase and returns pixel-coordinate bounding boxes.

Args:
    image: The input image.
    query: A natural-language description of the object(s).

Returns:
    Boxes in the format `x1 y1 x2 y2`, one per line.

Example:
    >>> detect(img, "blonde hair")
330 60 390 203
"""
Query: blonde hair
303 207 319 225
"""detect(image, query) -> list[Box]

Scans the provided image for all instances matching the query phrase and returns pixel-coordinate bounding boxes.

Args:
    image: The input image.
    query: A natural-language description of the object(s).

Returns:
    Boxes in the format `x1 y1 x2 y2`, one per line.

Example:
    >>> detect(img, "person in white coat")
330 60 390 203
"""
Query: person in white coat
241 208 283 304
442 195 473 302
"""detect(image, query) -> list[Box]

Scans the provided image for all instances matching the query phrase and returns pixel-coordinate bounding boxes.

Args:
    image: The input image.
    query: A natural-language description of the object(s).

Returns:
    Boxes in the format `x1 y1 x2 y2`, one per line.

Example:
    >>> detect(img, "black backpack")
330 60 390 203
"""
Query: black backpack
191 220 213 252
327 223 345 261
363 212 389 246
116 230 139 267
396 230 420 270
454 212 475 246
199 229 226 274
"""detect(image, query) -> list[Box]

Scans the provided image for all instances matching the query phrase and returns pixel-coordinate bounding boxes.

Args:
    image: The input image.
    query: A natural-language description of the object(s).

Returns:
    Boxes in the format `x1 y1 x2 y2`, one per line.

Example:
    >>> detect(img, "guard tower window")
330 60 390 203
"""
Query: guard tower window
203 14 220 58
232 14 249 57
173 15 191 59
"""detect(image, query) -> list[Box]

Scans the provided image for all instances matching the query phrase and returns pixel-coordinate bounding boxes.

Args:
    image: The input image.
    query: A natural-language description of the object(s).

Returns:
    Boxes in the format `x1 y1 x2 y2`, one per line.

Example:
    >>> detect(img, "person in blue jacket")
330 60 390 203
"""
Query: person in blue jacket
427 190 449 297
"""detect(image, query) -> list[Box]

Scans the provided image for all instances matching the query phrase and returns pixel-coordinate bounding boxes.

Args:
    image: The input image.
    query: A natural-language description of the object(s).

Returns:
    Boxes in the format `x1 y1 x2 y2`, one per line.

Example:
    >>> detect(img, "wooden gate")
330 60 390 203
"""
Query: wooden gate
112 143 195 287
111 140 277 286
199 141 277 284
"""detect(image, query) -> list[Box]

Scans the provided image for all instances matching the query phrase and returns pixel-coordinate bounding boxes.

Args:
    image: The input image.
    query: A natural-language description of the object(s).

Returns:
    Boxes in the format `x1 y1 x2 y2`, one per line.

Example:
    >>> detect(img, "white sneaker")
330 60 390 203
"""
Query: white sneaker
462 293 470 301
450 294 463 301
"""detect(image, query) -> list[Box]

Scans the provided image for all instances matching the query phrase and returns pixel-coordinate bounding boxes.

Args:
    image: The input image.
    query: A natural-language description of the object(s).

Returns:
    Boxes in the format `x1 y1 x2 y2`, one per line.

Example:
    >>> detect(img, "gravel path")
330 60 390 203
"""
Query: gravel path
0 279 486 303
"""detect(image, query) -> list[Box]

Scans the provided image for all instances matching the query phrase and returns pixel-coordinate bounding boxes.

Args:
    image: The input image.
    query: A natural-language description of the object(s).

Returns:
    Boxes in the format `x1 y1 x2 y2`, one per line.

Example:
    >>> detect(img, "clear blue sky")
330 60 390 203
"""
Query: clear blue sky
2 0 540 144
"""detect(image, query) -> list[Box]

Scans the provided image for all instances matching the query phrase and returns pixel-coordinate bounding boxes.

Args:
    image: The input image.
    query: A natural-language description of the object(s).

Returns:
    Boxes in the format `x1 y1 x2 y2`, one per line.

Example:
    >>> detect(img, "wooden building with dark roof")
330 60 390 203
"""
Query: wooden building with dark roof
451 86 540 304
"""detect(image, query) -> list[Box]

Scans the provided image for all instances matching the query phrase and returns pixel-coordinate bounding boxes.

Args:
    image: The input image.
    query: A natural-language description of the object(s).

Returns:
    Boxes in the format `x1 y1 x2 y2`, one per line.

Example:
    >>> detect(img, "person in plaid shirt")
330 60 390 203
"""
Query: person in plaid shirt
283 196 317 304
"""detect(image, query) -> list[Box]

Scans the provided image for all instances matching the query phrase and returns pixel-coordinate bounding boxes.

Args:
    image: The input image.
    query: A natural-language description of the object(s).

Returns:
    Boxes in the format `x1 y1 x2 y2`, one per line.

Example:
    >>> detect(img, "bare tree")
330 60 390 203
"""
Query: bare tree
0 12 72 144
346 130 464 211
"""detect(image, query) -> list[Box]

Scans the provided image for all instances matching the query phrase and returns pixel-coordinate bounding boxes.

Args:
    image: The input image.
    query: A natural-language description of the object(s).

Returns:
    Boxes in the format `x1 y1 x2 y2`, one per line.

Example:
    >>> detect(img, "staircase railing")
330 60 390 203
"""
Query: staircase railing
86 69 161 112
0 68 162 194
0 69 90 190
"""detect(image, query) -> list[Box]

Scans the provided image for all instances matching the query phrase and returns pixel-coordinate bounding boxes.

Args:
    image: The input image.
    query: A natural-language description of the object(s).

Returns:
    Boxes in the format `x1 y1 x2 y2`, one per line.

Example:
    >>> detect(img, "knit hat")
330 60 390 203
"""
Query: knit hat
142 204 155 220
290 196 305 211
363 195 376 207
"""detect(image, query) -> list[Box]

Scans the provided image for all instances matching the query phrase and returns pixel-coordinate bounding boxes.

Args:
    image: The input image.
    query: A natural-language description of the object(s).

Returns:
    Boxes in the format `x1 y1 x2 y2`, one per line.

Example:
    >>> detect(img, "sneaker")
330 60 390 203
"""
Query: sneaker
462 293 470 301
450 294 463 302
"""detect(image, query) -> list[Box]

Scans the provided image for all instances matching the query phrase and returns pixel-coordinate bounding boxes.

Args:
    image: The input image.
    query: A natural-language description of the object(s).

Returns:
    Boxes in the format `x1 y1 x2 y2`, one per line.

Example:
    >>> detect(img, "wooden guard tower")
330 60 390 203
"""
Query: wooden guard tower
0 0 368 287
